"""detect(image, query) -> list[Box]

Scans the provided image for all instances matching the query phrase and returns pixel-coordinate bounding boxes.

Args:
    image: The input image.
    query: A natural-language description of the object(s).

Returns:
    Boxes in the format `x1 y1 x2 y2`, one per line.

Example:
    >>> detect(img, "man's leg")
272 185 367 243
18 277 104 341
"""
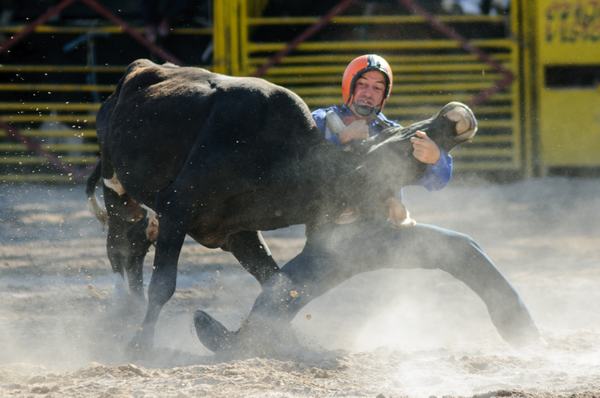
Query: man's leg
196 222 540 350
258 222 540 347
326 222 541 346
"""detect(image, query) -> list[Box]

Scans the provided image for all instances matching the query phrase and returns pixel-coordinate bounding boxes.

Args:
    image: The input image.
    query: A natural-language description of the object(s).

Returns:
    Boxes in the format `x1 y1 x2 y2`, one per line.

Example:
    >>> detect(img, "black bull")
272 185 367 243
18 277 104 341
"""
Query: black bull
87 59 477 349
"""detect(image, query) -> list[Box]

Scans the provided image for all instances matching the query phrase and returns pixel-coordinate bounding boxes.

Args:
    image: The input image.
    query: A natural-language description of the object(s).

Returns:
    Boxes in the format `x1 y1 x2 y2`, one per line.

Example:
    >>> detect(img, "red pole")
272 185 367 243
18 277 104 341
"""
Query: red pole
253 0 356 77
0 0 77 55
79 0 183 65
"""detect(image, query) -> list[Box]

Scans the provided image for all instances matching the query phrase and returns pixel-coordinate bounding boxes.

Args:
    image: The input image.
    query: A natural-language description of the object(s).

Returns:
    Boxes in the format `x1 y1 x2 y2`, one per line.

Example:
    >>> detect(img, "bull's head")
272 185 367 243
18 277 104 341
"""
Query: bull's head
371 101 478 154
348 102 478 202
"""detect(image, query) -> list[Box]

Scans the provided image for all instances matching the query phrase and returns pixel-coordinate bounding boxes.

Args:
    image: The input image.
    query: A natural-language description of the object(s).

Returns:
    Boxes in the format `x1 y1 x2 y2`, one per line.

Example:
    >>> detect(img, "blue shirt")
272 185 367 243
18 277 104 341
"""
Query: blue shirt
311 105 452 192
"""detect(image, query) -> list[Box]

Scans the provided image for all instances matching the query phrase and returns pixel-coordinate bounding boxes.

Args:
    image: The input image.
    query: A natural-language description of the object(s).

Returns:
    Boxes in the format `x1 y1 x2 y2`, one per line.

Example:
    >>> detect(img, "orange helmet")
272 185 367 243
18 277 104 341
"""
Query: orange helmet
342 54 393 108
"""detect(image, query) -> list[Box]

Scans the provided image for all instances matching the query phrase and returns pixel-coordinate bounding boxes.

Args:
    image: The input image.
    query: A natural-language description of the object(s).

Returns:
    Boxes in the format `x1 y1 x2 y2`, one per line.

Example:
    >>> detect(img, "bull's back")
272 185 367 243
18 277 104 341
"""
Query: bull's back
100 59 320 201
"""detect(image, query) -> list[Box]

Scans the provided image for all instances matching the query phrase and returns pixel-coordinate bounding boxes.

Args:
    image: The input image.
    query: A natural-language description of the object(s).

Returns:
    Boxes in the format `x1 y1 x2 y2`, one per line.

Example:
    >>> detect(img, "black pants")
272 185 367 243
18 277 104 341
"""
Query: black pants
241 222 540 346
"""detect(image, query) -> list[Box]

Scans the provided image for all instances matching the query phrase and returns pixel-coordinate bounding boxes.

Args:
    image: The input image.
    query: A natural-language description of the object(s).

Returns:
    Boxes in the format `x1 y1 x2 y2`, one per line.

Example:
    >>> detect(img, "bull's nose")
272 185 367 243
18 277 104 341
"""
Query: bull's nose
445 104 477 141
446 107 470 134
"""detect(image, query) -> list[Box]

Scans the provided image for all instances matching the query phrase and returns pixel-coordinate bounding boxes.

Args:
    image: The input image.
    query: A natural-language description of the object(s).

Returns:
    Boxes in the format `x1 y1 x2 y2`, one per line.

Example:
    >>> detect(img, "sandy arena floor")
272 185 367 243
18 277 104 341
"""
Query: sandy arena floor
0 176 599 397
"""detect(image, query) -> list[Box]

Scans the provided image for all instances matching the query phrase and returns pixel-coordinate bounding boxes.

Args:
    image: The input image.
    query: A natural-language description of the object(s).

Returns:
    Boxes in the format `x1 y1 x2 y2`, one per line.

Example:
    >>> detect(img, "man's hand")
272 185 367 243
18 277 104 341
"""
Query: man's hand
410 130 441 164
339 119 369 144
385 197 416 228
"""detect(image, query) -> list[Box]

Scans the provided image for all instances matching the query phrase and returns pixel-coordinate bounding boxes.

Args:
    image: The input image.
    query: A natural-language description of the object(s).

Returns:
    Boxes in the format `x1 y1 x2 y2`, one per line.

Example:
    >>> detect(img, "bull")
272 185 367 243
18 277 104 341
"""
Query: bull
86 58 477 350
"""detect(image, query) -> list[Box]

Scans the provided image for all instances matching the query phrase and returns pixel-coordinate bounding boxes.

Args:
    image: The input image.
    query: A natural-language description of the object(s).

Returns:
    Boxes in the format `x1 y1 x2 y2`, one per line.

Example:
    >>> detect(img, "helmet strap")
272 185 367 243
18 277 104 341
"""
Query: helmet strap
350 103 381 119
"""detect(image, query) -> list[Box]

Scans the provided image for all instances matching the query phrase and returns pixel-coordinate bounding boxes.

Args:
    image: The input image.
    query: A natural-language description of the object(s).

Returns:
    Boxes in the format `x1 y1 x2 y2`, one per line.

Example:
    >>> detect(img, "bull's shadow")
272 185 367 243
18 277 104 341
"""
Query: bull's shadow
86 58 477 351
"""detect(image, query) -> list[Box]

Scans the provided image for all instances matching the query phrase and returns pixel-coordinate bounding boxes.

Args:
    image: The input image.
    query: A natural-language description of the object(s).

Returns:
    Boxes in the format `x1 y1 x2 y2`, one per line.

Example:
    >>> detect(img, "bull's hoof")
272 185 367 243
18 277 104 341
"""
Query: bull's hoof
503 323 544 349
194 310 235 352
442 102 478 142
126 328 154 357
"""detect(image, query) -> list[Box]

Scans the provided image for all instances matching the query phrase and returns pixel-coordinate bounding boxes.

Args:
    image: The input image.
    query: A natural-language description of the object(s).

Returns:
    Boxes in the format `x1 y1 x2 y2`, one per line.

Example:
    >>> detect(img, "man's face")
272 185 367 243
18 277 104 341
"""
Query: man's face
351 70 387 116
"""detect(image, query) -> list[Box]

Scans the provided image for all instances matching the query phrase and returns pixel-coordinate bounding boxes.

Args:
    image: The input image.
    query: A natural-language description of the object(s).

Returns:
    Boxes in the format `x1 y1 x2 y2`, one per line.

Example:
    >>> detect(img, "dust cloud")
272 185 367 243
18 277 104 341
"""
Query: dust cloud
0 177 599 397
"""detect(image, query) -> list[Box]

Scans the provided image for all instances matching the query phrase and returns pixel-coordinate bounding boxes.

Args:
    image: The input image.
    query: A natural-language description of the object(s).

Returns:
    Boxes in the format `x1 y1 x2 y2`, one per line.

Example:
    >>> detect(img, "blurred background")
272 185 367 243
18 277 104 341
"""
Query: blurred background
0 0 598 183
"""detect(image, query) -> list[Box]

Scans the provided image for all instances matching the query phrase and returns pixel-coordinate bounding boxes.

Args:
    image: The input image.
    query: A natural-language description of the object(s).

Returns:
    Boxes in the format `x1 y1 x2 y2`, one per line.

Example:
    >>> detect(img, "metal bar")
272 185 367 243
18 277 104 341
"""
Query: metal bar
0 64 126 73
247 53 513 65
0 103 100 110
248 39 514 52
255 63 512 75
247 15 508 25
0 174 85 183
0 25 212 35
291 91 513 102
239 0 249 75
230 0 241 76
3 115 96 122
0 83 115 92
274 74 505 84
0 156 95 165
270 74 519 89
211 0 226 73
299 81 506 91
0 143 99 152
0 129 96 138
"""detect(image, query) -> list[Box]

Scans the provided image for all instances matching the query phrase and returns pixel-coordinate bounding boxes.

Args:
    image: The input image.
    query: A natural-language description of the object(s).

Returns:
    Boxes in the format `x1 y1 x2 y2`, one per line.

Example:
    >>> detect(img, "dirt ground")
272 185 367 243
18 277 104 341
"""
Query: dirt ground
0 176 599 397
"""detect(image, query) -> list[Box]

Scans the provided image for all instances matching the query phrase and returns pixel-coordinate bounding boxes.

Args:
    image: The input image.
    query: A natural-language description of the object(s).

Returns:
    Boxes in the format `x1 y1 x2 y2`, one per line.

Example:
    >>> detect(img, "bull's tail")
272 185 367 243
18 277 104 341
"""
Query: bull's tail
86 160 108 226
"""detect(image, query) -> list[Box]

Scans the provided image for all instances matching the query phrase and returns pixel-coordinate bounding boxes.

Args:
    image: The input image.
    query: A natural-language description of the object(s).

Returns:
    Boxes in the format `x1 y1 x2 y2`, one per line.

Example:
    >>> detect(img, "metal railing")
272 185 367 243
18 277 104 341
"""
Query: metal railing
0 0 213 183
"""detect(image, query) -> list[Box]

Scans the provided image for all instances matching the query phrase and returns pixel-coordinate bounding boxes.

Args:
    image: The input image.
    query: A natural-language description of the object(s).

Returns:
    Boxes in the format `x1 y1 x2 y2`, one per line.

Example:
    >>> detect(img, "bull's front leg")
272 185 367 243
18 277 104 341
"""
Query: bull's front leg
103 184 150 302
128 193 188 352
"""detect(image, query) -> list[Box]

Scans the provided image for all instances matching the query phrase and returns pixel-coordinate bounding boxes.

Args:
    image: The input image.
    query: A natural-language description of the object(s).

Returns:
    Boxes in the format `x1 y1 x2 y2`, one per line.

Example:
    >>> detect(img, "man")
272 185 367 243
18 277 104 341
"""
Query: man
311 54 450 226
194 55 541 353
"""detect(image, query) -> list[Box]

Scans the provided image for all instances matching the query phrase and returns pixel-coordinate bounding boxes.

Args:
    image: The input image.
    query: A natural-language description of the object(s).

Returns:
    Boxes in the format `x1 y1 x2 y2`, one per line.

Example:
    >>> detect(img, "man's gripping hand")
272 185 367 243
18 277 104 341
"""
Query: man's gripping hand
385 197 416 228
410 130 441 164
339 119 369 144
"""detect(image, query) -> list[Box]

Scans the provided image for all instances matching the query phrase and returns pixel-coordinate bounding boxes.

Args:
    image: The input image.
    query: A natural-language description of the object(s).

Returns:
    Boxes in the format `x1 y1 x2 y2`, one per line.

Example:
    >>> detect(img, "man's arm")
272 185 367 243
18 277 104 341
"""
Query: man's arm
313 107 370 146
312 108 342 146
311 108 328 133
420 151 453 191
410 130 453 191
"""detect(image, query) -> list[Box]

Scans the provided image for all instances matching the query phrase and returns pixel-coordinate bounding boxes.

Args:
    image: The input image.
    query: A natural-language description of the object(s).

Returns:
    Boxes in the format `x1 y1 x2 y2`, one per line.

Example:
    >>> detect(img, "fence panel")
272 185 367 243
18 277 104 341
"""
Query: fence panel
0 1 213 183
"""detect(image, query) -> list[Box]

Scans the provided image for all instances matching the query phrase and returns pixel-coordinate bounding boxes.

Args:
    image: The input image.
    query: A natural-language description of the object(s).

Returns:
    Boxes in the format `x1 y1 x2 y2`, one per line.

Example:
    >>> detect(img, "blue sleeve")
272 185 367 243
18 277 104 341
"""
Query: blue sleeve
312 108 327 133
312 107 341 145
418 151 453 191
